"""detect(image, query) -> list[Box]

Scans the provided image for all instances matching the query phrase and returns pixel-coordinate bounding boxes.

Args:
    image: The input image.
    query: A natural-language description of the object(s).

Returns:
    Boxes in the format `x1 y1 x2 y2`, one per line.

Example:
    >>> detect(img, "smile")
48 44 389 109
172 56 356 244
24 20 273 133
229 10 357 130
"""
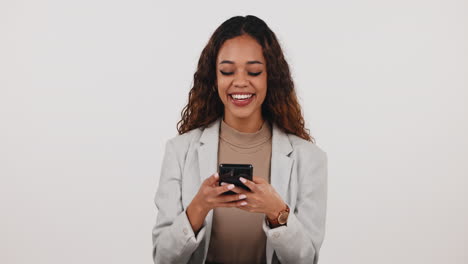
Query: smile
230 93 254 100
228 93 255 107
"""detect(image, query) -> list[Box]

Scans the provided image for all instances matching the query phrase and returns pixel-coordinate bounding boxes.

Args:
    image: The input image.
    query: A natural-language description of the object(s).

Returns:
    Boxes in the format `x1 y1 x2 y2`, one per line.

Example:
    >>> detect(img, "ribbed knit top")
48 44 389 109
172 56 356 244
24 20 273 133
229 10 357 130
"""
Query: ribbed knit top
205 118 272 264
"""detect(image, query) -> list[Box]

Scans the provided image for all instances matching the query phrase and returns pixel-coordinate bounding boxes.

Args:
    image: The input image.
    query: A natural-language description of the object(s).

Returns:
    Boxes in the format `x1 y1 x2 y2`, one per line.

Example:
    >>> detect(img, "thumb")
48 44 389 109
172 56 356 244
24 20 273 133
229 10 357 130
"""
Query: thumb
204 172 219 186
252 176 267 184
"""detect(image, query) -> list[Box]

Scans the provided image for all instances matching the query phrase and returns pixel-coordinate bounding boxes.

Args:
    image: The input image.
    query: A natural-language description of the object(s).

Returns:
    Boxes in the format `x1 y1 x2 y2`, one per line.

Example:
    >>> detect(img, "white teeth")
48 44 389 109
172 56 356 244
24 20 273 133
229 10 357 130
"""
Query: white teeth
231 94 253 100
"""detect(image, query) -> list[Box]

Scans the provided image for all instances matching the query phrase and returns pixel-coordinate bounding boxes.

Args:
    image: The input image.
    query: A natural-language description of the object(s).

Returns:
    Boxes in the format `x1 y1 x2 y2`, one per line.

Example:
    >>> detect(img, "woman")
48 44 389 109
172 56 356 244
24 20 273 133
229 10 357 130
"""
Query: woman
152 15 328 264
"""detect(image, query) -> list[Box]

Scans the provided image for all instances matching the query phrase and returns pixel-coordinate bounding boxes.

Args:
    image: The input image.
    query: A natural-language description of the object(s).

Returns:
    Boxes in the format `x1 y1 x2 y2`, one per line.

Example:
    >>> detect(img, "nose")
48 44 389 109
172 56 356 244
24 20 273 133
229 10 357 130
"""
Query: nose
233 72 249 88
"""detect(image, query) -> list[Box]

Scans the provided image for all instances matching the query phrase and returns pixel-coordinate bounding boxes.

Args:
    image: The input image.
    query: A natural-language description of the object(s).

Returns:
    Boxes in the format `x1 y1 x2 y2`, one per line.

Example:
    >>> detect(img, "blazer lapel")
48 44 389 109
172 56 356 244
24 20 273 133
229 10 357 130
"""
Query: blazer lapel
270 122 294 202
198 118 221 184
198 118 221 261
197 117 293 264
266 122 293 264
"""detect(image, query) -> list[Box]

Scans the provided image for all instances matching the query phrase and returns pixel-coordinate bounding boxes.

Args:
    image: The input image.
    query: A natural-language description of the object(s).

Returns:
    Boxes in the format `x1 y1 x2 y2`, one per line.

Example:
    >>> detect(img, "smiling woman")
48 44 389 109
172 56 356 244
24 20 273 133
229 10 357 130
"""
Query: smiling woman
216 34 268 130
176 15 313 141
152 15 328 264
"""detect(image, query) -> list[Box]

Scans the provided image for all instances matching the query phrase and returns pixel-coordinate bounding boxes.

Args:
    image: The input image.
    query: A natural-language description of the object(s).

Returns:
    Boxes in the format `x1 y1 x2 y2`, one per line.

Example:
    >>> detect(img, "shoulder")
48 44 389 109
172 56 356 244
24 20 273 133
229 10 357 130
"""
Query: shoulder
287 133 328 163
160 128 204 170
165 127 203 153
286 133 328 185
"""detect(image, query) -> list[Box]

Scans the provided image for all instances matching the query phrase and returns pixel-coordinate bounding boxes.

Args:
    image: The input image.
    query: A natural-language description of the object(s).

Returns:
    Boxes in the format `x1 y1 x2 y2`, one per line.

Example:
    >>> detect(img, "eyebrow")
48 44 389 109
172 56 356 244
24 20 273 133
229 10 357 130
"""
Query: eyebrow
219 60 263 65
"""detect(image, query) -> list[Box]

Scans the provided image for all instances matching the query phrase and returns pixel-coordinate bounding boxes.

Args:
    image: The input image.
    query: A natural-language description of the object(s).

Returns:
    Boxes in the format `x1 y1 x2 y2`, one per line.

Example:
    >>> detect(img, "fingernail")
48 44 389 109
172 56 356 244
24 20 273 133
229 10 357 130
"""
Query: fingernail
240 201 247 206
214 173 219 178
220 182 227 186
239 177 246 183
239 194 246 199
228 184 235 190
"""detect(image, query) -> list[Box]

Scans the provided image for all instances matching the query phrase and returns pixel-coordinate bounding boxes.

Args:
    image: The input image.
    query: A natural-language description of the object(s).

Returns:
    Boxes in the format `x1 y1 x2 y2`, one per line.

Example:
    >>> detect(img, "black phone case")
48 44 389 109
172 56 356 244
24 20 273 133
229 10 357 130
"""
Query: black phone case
218 163 253 195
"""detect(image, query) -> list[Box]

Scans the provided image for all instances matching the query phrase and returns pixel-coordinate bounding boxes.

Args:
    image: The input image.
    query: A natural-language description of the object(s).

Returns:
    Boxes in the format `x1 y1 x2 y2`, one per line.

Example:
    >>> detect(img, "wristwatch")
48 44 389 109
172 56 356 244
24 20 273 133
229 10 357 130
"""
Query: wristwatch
266 204 290 228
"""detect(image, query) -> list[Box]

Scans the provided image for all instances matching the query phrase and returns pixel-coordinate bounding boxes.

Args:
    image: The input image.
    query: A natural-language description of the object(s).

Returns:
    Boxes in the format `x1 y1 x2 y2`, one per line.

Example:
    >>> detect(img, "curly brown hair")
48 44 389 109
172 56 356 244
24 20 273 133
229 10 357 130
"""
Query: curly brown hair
177 15 314 143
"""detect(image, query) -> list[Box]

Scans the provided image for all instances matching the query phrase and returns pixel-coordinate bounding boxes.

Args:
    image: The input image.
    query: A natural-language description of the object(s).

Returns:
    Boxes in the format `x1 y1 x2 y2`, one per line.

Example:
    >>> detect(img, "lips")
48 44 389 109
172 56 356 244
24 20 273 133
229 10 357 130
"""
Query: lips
228 93 255 107
229 92 255 99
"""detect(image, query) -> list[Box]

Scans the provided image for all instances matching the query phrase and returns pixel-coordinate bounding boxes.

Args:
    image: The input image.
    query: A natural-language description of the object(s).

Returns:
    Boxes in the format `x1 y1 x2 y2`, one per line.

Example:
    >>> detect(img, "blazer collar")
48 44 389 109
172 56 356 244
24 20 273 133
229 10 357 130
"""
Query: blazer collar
198 117 293 264
199 117 293 153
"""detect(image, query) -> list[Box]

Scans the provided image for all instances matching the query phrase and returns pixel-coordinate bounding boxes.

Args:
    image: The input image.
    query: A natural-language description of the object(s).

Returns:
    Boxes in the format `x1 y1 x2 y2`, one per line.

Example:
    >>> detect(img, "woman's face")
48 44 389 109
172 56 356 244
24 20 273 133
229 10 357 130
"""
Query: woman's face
216 34 267 122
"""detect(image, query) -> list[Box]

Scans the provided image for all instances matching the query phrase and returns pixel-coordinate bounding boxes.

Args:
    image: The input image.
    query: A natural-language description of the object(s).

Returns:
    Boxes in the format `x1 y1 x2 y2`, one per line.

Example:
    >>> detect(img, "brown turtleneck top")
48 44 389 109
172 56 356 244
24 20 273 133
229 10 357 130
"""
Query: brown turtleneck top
205 119 272 264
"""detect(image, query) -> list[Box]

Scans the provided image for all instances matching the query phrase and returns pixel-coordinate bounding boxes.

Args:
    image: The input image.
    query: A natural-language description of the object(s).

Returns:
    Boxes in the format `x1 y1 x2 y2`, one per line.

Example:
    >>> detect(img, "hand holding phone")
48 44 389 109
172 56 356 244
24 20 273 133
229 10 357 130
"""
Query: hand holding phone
218 163 253 195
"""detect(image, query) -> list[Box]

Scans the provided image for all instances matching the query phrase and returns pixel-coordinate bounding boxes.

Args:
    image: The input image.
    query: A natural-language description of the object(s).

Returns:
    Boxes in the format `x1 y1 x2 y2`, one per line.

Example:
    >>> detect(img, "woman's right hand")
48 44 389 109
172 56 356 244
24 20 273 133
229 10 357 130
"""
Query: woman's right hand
186 172 247 235
194 172 248 212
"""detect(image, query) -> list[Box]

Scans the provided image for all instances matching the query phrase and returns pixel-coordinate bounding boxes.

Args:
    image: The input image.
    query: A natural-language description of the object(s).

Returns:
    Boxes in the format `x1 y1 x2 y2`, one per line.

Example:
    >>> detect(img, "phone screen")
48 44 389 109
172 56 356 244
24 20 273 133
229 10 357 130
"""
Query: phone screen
218 163 253 195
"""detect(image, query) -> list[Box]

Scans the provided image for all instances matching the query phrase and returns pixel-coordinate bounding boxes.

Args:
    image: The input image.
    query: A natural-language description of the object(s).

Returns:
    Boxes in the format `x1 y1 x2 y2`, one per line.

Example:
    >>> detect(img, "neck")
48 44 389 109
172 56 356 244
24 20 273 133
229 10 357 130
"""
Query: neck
223 114 264 133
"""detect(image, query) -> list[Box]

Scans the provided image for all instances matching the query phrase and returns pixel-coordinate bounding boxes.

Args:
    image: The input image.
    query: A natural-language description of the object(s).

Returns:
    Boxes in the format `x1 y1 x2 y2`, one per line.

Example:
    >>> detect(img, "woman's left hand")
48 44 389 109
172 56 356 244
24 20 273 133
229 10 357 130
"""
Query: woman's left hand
234 176 286 219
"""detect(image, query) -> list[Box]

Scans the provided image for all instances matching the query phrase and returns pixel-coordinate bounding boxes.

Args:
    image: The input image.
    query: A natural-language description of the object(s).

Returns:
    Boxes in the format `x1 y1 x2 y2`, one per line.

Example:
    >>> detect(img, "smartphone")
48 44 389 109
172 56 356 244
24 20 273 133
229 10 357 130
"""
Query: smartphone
218 163 253 195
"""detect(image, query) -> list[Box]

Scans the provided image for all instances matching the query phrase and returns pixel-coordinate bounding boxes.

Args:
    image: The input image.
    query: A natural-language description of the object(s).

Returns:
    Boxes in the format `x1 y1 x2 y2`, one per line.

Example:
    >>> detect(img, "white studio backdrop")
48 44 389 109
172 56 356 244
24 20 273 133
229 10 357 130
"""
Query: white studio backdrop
1 1 467 263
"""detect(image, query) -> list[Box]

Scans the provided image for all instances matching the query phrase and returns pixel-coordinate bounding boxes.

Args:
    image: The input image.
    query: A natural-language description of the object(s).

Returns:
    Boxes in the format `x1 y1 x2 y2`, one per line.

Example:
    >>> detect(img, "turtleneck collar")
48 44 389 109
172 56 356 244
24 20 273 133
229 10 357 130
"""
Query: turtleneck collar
219 118 272 148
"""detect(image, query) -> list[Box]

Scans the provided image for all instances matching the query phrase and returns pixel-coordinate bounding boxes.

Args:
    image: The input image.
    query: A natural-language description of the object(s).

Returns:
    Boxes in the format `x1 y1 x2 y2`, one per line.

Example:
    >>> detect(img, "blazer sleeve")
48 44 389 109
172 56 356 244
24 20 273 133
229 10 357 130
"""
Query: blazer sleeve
262 150 328 264
152 139 207 264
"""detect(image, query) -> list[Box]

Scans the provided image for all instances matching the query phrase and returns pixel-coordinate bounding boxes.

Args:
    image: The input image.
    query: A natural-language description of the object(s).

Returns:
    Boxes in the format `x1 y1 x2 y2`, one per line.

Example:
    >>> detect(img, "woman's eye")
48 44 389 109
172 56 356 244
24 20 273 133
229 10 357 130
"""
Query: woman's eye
248 71 262 76
220 70 263 76
220 70 234 76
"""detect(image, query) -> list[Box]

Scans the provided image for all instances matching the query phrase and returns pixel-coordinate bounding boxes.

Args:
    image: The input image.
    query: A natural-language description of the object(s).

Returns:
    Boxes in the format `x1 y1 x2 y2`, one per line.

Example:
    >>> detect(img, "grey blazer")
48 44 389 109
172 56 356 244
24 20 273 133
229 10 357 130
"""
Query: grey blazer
152 117 328 264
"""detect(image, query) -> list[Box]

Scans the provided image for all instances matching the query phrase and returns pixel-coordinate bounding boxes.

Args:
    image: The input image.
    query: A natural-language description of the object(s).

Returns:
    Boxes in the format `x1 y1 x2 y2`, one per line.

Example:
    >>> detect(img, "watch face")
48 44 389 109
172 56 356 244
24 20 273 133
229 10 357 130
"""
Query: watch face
278 211 289 224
